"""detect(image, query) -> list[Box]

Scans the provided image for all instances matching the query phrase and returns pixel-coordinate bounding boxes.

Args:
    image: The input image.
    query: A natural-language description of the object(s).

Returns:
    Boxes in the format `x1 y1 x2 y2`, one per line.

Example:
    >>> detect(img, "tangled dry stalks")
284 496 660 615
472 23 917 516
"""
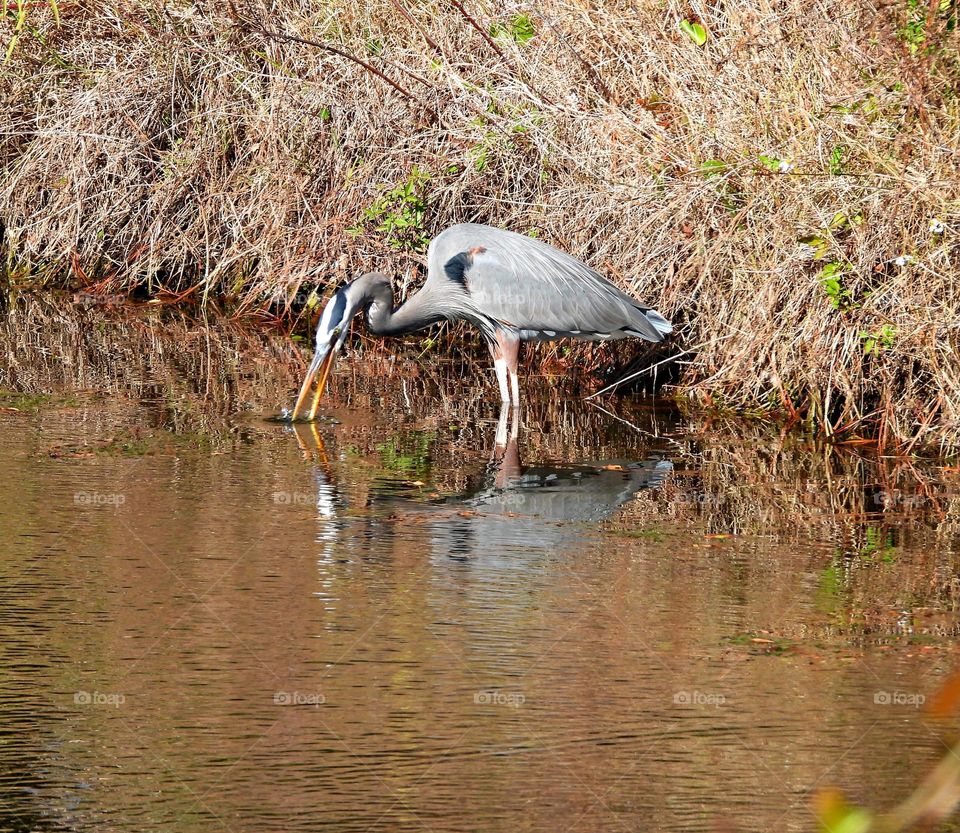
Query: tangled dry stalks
1 0 958 448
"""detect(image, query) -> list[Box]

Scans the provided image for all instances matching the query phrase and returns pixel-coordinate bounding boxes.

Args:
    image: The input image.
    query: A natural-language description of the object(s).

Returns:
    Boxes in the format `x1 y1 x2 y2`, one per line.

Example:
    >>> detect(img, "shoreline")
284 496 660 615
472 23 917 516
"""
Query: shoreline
0 289 955 457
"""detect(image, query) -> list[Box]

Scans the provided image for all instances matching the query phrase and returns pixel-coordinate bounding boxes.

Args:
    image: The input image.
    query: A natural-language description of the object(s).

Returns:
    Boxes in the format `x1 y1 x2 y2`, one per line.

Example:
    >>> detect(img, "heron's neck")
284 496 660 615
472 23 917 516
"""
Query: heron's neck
365 283 444 337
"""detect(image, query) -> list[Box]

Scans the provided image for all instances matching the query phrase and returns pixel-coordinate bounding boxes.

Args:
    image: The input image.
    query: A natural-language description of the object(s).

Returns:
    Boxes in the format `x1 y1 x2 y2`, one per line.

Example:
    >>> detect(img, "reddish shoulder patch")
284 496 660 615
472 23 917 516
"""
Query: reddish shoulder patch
468 246 487 256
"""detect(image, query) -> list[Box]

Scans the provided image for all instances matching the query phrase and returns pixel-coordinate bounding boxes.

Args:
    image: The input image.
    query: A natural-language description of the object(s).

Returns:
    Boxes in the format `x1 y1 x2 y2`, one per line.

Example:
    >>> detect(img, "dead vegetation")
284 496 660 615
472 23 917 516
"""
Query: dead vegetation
1 0 959 448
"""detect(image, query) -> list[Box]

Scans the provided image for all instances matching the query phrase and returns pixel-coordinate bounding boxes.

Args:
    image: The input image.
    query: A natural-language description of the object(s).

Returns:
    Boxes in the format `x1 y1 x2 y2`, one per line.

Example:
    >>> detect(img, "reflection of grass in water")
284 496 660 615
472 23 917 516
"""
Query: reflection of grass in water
99 437 158 457
817 559 845 614
4 299 960 626
608 527 665 542
372 433 435 478
44 430 219 459
101 431 217 457
725 632 797 655
816 529 900 615
0 389 80 411
860 527 898 563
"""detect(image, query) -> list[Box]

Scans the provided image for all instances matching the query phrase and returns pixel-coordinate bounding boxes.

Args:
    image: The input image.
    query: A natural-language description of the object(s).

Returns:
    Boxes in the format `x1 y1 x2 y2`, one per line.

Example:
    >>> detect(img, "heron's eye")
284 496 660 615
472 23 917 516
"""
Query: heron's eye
332 326 341 336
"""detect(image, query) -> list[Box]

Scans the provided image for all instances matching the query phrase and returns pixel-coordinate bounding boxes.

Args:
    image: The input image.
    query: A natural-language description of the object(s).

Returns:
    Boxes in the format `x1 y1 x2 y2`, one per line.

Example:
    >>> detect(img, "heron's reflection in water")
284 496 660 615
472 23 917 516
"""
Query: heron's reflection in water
290 406 672 563
434 405 672 560
291 422 346 557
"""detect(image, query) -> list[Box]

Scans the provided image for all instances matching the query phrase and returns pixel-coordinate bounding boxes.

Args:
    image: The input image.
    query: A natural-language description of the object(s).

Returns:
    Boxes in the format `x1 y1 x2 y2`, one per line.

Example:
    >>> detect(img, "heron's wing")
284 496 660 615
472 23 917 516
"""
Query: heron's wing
428 224 671 340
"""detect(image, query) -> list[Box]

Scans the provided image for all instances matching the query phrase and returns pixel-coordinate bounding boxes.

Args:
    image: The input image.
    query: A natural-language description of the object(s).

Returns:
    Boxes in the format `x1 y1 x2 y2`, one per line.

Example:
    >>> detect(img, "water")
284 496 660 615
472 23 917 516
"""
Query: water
2 300 959 832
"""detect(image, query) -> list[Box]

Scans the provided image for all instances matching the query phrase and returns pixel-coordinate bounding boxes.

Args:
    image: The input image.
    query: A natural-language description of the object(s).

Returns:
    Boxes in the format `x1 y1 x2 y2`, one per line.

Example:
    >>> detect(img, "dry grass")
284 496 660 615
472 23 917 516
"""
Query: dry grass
1 0 959 448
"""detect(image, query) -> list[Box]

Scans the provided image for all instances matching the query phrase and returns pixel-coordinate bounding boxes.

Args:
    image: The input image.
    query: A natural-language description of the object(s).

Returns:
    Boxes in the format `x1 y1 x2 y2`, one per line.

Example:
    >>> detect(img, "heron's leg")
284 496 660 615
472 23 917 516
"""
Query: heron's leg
491 330 521 406
495 431 522 487
487 336 511 404
494 402 509 453
498 335 521 406
494 358 510 405
491 403 522 487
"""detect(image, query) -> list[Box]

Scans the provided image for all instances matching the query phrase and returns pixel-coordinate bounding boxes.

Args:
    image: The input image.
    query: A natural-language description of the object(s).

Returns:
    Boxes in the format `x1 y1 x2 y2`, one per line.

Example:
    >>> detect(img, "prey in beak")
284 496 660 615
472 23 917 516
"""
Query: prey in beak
290 287 352 422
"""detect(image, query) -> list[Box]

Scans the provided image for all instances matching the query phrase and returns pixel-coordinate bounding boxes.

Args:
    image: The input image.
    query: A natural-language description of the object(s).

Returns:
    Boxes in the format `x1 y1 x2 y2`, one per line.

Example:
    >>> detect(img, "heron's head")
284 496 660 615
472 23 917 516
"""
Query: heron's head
290 274 389 421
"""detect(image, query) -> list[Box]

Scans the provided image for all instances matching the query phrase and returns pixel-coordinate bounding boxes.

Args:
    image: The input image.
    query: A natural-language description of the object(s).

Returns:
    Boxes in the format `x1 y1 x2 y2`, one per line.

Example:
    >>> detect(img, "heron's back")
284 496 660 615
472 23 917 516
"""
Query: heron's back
427 224 672 343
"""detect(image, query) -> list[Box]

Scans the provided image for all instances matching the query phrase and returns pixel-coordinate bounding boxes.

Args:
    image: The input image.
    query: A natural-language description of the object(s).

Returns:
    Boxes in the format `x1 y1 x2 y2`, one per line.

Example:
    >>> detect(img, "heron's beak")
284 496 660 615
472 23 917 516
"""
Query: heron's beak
291 344 338 422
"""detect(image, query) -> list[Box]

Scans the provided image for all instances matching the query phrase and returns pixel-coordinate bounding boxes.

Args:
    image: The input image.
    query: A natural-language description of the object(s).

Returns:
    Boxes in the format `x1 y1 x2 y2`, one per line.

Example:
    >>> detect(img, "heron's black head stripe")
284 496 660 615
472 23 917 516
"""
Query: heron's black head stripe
443 252 472 289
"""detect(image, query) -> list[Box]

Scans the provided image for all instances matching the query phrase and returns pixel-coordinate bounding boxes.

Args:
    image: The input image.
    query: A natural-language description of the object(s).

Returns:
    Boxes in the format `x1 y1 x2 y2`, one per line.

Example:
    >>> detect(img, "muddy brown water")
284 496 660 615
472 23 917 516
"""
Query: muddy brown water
2 299 960 832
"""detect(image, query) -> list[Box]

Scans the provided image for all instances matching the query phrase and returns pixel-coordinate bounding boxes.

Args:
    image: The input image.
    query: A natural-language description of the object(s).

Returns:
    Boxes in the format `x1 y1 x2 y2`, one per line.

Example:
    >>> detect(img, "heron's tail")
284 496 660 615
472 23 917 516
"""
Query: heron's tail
625 306 673 342
643 308 673 337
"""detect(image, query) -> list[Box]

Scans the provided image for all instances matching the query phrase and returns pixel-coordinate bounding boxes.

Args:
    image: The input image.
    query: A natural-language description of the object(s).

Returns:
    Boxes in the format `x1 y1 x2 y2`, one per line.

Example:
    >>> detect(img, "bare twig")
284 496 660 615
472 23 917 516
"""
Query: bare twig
585 335 737 400
448 0 553 105
388 0 443 56
251 25 428 112
537 10 615 105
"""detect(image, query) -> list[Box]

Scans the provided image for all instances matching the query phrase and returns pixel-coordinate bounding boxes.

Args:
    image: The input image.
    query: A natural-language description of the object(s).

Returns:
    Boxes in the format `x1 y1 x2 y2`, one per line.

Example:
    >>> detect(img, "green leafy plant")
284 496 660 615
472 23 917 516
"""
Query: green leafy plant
470 143 490 172
351 167 432 251
799 212 862 264
799 233 832 260
898 0 929 53
829 145 847 175
699 159 726 177
679 19 708 46
757 153 795 173
490 13 536 45
831 94 880 121
860 324 897 357
895 0 959 59
468 111 532 172
829 210 863 230
758 154 781 172
819 261 855 310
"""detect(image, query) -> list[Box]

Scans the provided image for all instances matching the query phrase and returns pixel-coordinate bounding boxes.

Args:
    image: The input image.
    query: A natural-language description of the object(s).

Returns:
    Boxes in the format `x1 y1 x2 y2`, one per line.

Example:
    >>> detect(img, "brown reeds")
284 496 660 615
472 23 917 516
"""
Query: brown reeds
1 1 958 449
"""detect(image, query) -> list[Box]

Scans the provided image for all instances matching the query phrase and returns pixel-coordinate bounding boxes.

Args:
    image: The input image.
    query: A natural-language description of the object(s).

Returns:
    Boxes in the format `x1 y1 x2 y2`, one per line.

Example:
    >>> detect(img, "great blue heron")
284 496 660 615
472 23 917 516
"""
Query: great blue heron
291 223 672 420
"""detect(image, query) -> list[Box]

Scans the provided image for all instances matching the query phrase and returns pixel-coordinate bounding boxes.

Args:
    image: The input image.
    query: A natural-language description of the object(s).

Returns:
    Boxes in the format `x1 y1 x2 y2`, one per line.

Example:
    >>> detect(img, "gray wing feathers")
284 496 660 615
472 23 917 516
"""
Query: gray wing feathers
427 224 671 342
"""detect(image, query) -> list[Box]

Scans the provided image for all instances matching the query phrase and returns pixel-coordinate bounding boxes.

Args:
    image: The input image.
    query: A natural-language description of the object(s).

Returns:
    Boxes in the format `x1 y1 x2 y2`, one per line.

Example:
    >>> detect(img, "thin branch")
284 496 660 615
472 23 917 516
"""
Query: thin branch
584 334 736 400
251 25 428 112
448 0 553 105
537 11 616 105
388 0 443 56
